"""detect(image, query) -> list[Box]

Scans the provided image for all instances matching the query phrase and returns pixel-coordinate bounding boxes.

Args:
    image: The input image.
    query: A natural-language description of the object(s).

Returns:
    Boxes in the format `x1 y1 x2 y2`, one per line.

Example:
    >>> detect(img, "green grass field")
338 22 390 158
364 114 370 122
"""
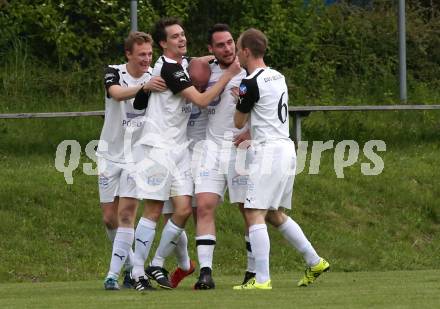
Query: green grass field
1 270 439 308
1 70 439 307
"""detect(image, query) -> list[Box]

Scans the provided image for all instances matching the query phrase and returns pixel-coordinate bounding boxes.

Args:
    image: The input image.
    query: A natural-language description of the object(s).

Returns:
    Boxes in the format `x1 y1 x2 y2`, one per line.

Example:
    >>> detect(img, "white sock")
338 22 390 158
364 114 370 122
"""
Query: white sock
151 220 183 267
249 224 270 283
196 234 216 269
245 235 255 273
105 227 117 243
174 230 191 271
278 217 320 266
132 217 156 279
107 227 134 279
123 248 134 271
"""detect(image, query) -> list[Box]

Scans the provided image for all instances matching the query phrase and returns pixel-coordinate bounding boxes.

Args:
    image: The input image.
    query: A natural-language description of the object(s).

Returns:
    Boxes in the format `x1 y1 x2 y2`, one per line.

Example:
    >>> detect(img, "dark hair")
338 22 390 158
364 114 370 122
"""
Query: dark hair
238 28 268 58
207 23 231 44
152 17 183 50
124 31 153 52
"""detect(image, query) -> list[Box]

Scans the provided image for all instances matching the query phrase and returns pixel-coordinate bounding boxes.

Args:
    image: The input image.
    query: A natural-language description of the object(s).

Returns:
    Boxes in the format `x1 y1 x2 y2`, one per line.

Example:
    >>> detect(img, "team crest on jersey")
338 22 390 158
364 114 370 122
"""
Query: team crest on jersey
239 84 247 96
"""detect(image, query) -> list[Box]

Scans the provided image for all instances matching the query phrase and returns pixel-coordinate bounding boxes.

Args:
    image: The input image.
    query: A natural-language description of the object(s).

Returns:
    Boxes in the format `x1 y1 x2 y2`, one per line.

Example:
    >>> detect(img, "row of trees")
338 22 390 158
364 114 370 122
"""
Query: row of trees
1 0 439 102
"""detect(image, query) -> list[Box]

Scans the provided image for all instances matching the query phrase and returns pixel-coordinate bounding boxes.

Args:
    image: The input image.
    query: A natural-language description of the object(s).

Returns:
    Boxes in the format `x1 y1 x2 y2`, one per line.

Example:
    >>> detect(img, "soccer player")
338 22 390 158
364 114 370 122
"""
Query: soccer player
233 28 330 290
99 31 166 290
130 17 241 291
192 24 250 290
157 58 211 289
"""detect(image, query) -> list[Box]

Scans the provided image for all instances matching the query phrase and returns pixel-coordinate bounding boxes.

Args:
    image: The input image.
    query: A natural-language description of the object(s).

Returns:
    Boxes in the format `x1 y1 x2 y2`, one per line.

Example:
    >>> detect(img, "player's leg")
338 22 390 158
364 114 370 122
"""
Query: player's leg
98 158 123 290
101 200 119 242
233 208 272 290
237 203 256 284
193 192 221 289
193 146 227 290
161 203 191 273
152 204 195 288
131 199 163 290
270 140 329 287
98 158 120 241
266 210 329 286
229 146 256 285
146 195 192 289
102 200 120 290
105 197 137 289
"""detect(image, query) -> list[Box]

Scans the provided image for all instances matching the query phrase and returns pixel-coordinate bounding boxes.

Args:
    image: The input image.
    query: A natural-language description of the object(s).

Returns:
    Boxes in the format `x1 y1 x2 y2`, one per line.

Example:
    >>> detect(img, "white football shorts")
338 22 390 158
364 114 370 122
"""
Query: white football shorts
97 157 137 203
244 139 297 210
134 145 194 201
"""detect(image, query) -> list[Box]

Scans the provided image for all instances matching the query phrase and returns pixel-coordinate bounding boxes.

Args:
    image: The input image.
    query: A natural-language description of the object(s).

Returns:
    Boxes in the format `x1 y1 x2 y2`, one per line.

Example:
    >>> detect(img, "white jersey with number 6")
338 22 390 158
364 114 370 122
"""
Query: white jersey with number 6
236 67 290 143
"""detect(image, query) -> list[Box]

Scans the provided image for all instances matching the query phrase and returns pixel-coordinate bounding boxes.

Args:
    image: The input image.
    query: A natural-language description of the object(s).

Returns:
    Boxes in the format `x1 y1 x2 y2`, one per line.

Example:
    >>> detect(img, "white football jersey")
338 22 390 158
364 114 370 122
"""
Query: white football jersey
205 61 247 145
236 67 290 143
138 55 193 149
96 63 152 163
187 105 208 151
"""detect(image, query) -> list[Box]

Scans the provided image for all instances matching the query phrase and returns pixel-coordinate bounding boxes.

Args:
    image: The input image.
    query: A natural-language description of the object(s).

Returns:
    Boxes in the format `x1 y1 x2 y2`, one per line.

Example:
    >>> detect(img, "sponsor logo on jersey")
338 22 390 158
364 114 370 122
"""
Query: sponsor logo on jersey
231 174 249 186
181 105 192 114
122 119 145 128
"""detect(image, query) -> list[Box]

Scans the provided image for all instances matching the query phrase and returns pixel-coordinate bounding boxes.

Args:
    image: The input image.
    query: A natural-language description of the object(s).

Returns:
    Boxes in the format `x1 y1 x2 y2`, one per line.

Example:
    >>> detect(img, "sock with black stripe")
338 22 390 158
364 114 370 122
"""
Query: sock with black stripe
196 234 216 269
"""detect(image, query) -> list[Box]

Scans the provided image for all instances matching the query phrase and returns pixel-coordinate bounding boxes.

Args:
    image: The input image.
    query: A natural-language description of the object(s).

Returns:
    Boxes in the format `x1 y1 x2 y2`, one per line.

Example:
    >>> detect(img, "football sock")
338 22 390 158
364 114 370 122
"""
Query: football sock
132 217 156 279
151 219 183 268
196 234 216 269
249 224 270 283
105 227 117 243
245 235 256 273
277 217 320 267
174 230 191 271
107 227 134 279
123 248 134 271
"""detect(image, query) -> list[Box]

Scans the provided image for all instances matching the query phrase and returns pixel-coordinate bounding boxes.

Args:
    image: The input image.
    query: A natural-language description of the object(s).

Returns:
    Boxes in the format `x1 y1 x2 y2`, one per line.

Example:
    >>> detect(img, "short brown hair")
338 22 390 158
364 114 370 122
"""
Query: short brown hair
238 28 268 58
152 17 184 50
124 31 153 52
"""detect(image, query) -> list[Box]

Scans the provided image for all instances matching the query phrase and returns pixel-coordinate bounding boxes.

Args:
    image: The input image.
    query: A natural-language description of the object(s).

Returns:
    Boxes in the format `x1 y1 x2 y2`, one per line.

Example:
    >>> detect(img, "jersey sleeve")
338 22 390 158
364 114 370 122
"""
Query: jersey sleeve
160 63 193 94
133 88 151 110
236 77 259 113
104 67 121 90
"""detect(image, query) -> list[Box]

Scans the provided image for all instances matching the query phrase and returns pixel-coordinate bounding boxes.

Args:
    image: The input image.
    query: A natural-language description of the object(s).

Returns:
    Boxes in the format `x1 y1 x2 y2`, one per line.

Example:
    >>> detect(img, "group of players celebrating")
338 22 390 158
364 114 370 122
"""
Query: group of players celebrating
97 17 329 291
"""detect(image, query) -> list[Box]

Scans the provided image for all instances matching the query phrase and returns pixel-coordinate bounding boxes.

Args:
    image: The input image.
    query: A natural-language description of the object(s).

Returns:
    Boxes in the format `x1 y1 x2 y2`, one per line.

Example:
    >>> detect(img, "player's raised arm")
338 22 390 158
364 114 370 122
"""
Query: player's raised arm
105 67 144 102
181 57 241 107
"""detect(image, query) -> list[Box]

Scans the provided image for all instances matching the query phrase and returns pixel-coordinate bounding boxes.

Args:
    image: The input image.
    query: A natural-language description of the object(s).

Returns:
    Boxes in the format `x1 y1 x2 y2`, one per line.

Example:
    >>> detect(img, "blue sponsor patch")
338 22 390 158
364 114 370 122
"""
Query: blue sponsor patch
239 84 247 96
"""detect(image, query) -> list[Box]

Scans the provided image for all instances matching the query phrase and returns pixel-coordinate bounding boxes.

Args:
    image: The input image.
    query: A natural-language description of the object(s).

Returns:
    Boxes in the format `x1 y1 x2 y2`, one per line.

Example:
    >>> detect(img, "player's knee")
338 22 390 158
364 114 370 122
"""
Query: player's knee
197 203 215 219
266 211 286 227
175 205 193 220
119 208 134 226
103 214 118 229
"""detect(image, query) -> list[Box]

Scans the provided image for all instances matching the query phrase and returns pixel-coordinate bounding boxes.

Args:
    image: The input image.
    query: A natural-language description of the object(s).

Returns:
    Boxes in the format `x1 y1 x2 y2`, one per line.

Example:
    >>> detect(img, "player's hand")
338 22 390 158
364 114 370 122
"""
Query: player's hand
230 87 239 103
143 77 167 92
233 129 251 147
226 57 241 77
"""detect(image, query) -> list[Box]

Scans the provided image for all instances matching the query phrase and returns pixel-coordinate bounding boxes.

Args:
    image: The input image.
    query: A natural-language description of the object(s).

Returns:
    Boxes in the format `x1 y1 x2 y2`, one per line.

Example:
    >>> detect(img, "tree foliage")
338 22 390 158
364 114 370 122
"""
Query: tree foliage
1 0 439 102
